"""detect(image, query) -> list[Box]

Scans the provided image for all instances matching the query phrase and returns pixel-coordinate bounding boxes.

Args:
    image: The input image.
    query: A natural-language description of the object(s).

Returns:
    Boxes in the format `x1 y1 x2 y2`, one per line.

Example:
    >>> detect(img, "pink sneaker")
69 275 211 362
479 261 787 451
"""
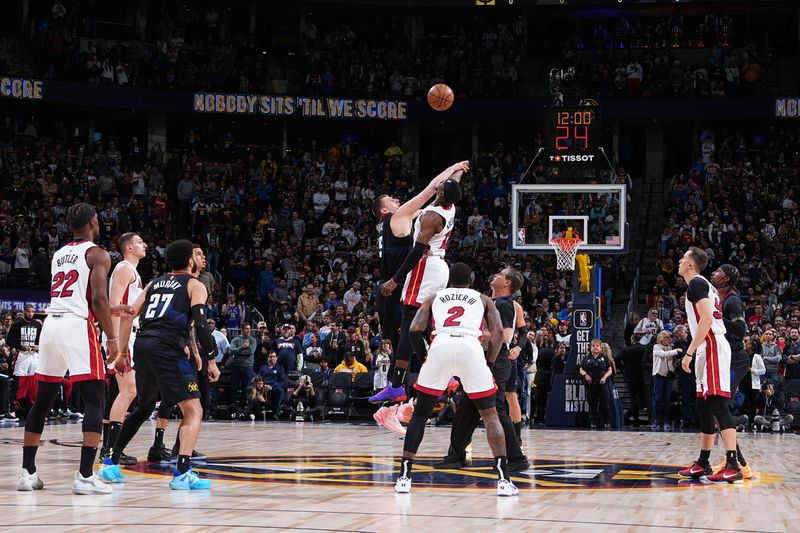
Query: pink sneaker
373 406 406 436
397 402 415 424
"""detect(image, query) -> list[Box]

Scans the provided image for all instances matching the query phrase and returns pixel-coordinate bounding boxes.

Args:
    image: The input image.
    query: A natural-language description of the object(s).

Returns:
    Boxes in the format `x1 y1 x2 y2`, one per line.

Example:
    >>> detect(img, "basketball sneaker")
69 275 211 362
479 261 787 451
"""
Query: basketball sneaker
702 465 743 484
169 468 212 490
369 384 407 404
394 476 411 493
148 443 174 463
72 472 113 495
433 455 467 469
17 468 44 491
497 479 519 497
678 461 712 478
397 402 415 424
711 459 753 479
98 459 126 483
373 406 406 436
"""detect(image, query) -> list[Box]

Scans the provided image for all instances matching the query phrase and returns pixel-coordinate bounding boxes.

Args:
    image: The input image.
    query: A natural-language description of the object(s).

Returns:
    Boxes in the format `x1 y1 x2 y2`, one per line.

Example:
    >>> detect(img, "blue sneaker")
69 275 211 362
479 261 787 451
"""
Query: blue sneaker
169 468 212 490
98 459 126 483
368 384 407 404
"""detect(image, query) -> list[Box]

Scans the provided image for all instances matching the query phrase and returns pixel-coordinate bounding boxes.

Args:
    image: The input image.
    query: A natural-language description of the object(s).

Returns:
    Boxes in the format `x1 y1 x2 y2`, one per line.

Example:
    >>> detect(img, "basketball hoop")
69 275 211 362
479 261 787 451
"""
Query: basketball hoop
550 237 582 270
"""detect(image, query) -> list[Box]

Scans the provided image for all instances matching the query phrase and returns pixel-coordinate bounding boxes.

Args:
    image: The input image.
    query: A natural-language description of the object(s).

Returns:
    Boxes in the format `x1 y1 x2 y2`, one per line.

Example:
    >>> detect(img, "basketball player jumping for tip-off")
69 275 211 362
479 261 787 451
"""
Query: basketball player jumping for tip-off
369 162 467 431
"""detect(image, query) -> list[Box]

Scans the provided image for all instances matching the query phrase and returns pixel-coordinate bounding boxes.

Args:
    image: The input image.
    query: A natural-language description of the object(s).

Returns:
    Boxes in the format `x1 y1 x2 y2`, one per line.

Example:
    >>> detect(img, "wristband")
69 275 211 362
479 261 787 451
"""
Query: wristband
686 352 695 358
107 337 118 343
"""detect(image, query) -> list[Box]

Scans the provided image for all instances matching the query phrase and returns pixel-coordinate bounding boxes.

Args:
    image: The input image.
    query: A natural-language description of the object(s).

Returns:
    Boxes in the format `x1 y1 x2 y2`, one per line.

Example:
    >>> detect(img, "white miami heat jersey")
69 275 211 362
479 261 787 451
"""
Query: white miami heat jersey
110 260 143 327
413 203 456 258
432 288 484 339
48 240 98 319
684 275 726 337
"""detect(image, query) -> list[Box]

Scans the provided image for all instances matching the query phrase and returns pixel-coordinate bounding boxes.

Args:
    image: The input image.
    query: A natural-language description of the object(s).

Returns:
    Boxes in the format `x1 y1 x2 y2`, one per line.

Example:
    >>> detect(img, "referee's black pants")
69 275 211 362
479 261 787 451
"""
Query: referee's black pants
445 354 525 463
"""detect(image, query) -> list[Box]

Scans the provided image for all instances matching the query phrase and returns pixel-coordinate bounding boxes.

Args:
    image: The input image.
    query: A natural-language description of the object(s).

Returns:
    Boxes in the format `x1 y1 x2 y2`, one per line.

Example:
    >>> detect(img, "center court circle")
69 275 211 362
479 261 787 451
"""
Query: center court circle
121 455 783 490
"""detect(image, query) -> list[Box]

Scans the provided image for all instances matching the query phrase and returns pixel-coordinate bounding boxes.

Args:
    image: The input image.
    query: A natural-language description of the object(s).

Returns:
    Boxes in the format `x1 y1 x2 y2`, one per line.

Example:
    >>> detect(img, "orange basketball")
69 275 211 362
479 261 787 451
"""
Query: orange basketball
427 84 454 111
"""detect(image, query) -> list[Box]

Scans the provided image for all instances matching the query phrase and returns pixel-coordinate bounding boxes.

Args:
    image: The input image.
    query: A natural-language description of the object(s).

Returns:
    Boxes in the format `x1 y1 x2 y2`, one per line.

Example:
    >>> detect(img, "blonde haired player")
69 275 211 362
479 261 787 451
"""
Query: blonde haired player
101 232 146 463
676 246 741 484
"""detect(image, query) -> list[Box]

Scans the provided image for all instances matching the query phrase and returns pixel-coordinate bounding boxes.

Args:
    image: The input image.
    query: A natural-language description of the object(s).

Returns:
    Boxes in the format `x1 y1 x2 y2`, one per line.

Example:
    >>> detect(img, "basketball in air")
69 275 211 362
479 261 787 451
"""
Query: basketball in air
427 84 454 111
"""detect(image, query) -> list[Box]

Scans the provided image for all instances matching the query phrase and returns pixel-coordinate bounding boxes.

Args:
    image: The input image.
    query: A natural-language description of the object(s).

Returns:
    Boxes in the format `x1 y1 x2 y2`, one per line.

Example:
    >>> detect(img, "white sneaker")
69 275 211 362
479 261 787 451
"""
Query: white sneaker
17 468 44 491
249 414 256 421
72 472 113 495
395 476 411 494
497 479 519 497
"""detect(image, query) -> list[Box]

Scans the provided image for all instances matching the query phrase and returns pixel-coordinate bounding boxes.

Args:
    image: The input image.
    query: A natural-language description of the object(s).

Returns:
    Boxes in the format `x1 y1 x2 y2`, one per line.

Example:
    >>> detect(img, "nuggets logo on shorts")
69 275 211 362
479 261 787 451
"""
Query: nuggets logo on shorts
187 381 199 393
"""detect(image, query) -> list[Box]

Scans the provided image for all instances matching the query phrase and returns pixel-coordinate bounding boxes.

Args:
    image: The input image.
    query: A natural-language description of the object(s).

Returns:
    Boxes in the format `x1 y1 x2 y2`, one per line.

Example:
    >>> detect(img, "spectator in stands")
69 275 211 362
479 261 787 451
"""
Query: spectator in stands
304 333 324 365
245 376 269 421
761 329 783 384
323 322 345 363
651 330 681 429
334 351 368 378
783 328 800 382
228 324 258 404
275 324 303 374
258 351 287 420
634 308 663 346
221 293 245 334
296 284 319 324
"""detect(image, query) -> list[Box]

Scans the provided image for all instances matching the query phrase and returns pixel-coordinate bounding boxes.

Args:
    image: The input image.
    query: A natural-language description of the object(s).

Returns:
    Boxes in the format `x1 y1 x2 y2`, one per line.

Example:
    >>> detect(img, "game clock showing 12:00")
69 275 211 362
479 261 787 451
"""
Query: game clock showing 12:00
545 107 600 152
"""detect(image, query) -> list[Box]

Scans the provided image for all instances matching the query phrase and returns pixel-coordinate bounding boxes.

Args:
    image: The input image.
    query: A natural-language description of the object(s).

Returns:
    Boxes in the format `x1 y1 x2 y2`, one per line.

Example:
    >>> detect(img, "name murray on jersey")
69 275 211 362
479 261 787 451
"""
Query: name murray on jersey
438 293 477 305
150 278 182 291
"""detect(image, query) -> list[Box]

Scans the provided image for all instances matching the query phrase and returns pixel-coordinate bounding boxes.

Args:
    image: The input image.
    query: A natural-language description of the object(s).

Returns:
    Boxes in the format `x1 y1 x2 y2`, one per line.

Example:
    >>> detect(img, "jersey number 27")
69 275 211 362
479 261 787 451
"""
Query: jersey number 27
144 294 174 319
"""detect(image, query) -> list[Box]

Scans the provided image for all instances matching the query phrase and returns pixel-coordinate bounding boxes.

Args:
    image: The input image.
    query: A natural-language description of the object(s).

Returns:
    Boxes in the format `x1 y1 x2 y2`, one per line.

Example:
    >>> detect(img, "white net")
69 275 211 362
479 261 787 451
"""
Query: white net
550 238 582 270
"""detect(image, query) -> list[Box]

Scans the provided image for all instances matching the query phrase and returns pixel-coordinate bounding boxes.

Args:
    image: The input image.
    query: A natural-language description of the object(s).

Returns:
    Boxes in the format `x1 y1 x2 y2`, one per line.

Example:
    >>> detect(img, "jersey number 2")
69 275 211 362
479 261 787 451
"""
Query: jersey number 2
144 294 174 319
443 306 465 327
50 270 79 298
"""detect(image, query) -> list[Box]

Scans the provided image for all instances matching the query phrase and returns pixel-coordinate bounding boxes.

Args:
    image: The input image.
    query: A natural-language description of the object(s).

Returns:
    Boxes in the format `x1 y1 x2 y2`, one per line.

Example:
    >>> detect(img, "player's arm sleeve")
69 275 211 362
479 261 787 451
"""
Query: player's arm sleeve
390 241 426 285
410 329 428 362
191 304 217 359
513 326 529 351
722 298 747 337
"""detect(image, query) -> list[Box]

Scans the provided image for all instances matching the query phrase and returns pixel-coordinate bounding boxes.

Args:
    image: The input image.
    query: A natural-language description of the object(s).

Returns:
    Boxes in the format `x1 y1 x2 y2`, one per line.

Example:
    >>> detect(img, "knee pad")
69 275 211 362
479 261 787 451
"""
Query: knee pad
708 395 735 431
24 381 61 434
695 397 716 435
76 380 105 434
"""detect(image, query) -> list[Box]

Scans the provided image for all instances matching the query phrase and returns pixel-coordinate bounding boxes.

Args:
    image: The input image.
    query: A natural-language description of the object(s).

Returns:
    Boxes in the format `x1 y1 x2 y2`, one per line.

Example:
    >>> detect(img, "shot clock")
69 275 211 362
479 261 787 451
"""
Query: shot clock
544 107 601 152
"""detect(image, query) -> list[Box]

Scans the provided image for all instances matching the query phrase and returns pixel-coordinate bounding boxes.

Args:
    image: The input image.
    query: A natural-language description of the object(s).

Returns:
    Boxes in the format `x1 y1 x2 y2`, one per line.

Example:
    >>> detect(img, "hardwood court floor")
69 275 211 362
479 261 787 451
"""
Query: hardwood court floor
1 419 798 532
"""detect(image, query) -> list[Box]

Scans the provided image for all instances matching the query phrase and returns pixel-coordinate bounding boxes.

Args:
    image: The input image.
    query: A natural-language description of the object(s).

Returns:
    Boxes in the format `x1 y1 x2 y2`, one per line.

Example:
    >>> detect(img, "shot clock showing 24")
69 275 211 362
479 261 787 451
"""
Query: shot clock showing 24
544 107 601 152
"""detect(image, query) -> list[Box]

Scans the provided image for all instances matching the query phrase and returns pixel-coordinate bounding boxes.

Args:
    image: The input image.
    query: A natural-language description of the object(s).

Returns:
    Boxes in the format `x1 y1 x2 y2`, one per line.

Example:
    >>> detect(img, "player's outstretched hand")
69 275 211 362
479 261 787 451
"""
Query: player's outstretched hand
381 279 398 297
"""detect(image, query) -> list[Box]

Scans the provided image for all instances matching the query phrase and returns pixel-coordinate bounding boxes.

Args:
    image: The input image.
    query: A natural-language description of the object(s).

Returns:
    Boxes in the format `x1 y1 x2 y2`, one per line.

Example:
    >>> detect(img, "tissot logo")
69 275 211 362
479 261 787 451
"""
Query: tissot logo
550 155 595 162
119 455 781 490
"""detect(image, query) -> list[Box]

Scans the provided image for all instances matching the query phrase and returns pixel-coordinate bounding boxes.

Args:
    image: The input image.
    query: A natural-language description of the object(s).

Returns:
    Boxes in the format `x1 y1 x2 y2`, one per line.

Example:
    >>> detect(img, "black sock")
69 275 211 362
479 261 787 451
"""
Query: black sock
698 449 711 466
108 422 122 450
102 422 110 448
398 457 413 478
736 444 747 466
513 422 522 441
494 456 509 481
726 449 739 469
154 428 165 447
23 445 38 474
390 367 407 389
177 454 191 474
79 446 97 478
